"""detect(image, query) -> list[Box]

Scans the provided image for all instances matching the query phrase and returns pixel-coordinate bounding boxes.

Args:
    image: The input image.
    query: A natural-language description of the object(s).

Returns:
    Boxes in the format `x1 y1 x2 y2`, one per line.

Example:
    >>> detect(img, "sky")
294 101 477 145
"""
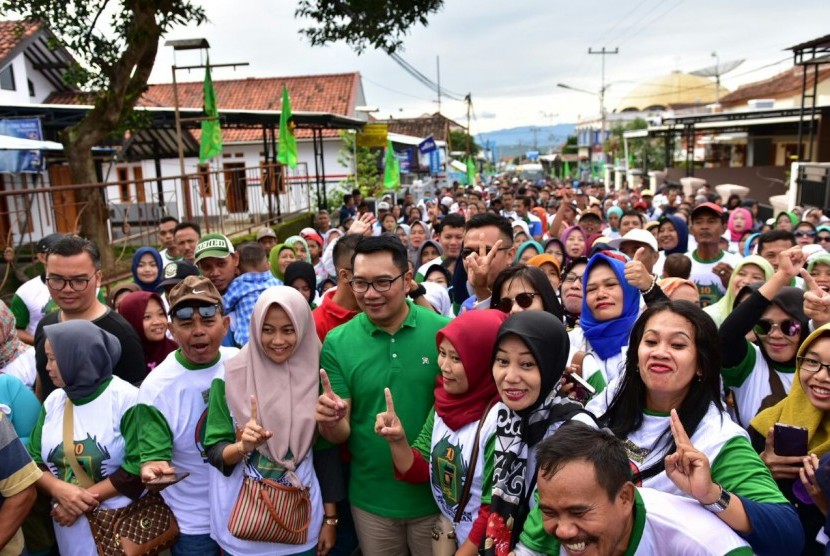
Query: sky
148 0 830 135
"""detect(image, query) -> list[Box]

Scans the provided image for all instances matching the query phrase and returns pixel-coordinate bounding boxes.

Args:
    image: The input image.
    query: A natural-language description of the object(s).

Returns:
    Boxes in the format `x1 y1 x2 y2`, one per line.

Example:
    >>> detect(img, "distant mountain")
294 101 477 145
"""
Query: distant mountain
476 124 576 150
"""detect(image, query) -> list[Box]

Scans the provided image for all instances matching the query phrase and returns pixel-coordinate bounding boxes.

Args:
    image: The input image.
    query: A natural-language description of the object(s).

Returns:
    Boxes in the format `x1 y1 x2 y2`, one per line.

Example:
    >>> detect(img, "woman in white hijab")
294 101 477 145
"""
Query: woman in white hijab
203 286 327 556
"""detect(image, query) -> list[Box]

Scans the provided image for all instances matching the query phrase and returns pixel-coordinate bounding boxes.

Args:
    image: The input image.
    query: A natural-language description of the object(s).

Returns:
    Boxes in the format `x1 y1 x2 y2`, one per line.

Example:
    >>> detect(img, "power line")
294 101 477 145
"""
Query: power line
616 0 684 47
361 75 435 102
388 52 466 101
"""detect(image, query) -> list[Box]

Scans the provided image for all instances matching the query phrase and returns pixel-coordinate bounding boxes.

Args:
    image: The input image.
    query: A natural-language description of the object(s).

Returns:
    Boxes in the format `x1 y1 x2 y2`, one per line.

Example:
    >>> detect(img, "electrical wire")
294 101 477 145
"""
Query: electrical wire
616 0 684 47
361 75 435 102
388 52 466 101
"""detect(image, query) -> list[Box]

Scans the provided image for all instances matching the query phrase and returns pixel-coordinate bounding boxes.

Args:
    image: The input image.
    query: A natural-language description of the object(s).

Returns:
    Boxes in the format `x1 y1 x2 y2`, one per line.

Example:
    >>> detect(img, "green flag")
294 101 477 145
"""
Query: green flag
199 58 222 163
278 85 298 168
383 140 400 189
563 160 571 179
466 156 476 186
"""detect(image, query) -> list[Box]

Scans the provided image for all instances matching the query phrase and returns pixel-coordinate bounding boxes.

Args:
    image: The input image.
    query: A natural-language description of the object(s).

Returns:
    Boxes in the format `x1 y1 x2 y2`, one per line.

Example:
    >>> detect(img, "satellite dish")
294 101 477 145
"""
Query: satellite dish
690 56 744 104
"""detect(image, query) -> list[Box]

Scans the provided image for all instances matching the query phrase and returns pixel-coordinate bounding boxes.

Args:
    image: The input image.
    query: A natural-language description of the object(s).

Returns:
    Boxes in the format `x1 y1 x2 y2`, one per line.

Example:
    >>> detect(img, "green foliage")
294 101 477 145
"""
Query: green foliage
562 135 578 155
296 0 444 54
448 129 479 155
337 130 382 198
604 118 666 172
1 1 206 94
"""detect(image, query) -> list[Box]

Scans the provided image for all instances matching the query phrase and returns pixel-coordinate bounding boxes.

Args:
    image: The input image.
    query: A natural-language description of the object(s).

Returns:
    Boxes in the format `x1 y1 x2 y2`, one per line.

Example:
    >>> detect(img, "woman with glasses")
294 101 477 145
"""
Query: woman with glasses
795 221 818 247
559 257 588 332
719 246 810 428
807 255 830 292
750 323 830 555
490 265 562 319
576 300 802 555
816 225 830 252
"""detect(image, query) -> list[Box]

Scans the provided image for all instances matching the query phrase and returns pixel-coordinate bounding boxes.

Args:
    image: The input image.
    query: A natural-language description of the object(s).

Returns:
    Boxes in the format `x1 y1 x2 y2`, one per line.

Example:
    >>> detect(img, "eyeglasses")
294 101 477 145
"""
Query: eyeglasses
562 273 584 284
46 275 94 291
753 318 802 337
349 272 405 293
794 230 817 238
170 304 220 320
818 235 830 243
497 292 538 313
797 356 830 374
461 245 512 259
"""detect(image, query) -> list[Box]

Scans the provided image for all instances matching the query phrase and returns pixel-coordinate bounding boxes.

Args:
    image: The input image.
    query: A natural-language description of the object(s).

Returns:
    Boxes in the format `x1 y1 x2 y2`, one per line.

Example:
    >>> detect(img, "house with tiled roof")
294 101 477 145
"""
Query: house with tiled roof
720 66 830 110
0 20 75 105
382 112 465 143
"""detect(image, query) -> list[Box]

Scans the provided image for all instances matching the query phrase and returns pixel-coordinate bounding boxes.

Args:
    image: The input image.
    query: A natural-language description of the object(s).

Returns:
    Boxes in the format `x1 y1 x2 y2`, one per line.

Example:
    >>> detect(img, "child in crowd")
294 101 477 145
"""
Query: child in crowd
662 252 692 279
222 242 281 346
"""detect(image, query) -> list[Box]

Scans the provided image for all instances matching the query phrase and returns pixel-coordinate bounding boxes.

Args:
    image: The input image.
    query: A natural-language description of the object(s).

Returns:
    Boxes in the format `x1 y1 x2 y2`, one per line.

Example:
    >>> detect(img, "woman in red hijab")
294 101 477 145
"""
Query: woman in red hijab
117 291 177 373
375 309 508 555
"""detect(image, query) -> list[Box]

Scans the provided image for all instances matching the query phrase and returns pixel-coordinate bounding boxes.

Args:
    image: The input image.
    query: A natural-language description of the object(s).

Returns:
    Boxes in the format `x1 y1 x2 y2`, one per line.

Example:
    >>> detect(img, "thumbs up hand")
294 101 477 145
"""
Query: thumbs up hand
241 395 273 453
802 269 830 328
624 246 655 291
375 388 405 442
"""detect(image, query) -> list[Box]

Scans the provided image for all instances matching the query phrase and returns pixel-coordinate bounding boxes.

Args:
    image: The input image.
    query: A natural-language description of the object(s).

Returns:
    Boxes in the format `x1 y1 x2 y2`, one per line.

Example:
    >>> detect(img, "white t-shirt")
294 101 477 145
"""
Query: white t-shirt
722 343 795 428
687 250 742 308
36 377 138 556
12 275 52 335
137 347 239 535
2 347 36 389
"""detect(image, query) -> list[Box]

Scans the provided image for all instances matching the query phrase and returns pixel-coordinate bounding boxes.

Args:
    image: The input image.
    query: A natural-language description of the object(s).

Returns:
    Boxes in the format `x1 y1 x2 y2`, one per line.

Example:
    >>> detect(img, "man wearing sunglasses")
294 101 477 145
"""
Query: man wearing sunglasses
33 236 146 399
317 236 449 555
138 275 237 555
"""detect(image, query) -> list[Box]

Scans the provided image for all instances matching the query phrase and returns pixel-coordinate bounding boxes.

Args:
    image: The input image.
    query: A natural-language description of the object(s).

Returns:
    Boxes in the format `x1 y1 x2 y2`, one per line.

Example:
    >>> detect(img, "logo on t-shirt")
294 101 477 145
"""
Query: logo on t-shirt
431 434 468 508
48 434 111 484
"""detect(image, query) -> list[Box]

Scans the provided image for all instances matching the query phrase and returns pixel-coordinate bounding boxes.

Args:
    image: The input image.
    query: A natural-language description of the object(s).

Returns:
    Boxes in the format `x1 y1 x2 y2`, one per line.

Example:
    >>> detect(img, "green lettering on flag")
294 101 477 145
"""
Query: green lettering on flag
383 139 400 190
199 57 222 164
278 85 298 169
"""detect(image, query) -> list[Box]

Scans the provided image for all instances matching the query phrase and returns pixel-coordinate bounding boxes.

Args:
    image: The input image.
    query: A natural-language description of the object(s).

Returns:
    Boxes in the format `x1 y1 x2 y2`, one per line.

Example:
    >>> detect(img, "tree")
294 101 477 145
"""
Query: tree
603 118 667 172
448 129 479 156
296 0 444 54
336 130 382 202
0 1 206 269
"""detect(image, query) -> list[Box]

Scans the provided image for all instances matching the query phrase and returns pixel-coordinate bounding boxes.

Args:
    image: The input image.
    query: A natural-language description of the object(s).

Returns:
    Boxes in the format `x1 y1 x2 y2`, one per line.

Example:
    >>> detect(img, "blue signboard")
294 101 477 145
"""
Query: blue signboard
429 150 441 174
418 135 437 154
0 118 45 173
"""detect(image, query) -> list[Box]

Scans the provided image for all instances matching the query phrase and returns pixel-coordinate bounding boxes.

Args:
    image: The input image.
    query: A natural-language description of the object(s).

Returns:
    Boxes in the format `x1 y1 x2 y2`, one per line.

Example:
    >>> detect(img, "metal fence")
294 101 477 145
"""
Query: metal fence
0 163 324 251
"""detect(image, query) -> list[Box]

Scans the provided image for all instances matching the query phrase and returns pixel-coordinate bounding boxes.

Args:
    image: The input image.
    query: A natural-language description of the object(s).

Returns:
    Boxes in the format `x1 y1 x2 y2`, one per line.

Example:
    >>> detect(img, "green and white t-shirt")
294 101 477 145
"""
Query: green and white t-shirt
203 377 323 556
579 343 626 395
546 488 752 555
10 275 51 336
28 377 140 556
688 250 742 308
136 347 239 535
722 342 795 428
410 405 498 545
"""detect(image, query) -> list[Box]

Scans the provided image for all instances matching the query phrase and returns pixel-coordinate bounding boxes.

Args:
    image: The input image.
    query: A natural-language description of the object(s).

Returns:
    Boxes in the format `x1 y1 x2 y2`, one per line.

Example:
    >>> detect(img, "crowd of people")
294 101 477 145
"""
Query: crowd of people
3 178 830 555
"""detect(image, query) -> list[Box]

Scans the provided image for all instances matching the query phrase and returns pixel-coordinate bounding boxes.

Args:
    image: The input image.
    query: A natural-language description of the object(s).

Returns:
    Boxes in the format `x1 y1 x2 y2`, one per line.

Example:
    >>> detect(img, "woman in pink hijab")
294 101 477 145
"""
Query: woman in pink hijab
203 286 329 555
726 207 753 253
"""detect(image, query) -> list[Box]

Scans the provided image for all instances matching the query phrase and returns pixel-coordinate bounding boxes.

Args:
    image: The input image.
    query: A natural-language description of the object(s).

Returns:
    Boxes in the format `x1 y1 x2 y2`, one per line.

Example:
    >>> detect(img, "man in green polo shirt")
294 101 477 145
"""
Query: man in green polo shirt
317 235 449 555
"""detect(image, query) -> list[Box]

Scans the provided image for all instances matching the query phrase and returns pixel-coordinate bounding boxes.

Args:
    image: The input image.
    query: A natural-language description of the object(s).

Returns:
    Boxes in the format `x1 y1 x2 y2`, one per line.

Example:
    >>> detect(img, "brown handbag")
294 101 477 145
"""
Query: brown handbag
62 399 180 555
227 470 312 545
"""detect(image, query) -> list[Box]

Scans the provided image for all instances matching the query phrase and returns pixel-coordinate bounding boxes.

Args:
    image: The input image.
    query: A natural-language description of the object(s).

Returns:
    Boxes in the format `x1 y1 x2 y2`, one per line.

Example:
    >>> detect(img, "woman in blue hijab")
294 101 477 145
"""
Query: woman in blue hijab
131 246 163 292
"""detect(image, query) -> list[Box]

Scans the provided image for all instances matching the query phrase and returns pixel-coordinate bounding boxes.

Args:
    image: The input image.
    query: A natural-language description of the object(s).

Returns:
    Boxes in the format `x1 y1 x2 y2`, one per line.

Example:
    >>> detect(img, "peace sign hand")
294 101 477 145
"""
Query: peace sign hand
802 269 830 328
316 369 347 427
241 395 273 453
466 235 504 293
664 409 720 504
374 388 405 442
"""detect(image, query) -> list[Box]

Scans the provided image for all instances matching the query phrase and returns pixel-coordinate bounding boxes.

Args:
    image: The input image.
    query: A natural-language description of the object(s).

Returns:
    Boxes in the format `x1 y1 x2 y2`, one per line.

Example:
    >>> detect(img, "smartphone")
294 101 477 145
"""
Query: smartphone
773 423 808 457
564 373 596 405
145 472 190 486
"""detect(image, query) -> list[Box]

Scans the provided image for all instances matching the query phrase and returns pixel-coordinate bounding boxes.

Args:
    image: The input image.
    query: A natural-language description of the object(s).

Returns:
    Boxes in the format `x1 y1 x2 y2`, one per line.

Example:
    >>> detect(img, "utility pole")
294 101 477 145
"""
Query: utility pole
465 93 472 156
588 47 618 148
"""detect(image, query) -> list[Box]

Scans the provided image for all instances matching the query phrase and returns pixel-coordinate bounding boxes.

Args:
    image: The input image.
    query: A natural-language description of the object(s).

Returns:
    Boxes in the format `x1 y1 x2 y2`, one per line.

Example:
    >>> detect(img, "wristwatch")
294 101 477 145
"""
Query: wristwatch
324 515 339 526
702 483 731 513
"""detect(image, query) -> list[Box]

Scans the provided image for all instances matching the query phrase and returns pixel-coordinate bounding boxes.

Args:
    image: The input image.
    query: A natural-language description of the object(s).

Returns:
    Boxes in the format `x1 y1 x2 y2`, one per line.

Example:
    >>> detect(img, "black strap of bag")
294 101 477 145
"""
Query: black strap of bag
453 398 496 524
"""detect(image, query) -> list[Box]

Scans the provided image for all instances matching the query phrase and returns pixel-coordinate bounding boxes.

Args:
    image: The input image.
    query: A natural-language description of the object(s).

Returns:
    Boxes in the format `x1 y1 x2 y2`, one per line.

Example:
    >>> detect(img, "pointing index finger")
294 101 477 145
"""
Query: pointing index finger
320 369 335 398
249 395 258 423
801 269 824 296
384 387 395 414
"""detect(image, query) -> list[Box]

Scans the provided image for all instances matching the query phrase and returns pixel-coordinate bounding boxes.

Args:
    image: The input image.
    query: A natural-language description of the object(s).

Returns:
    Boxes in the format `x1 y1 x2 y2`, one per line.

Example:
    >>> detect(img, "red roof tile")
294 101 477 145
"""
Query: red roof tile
383 112 465 142
720 66 830 108
0 20 41 64
46 72 361 142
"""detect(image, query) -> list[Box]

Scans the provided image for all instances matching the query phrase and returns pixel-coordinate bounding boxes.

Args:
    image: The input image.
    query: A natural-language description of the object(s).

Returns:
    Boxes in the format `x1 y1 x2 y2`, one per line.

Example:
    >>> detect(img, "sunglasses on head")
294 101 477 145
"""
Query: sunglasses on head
753 318 802 337
496 292 537 313
170 304 220 320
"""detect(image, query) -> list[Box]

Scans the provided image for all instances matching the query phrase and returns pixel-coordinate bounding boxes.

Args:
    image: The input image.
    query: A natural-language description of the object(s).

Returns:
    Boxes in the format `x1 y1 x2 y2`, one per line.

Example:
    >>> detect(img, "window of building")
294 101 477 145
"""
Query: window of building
0 65 15 91
117 167 130 202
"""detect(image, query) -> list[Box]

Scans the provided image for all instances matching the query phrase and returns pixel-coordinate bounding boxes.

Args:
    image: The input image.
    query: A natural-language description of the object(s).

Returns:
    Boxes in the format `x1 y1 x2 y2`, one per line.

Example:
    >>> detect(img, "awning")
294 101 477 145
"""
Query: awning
0 134 63 150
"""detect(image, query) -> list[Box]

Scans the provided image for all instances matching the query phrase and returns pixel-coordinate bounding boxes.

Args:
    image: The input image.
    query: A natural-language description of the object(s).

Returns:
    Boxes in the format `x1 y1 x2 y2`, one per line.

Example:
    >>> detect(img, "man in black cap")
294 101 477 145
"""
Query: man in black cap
10 233 65 344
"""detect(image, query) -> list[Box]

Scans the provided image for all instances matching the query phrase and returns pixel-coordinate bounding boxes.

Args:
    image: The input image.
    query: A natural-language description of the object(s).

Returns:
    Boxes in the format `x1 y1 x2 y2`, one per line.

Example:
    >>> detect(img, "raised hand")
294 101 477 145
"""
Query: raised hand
802 269 830 328
778 246 806 279
712 262 734 289
316 369 347 427
375 388 405 442
348 212 376 237
760 427 804 480
664 409 719 504
623 246 654 290
241 395 273 453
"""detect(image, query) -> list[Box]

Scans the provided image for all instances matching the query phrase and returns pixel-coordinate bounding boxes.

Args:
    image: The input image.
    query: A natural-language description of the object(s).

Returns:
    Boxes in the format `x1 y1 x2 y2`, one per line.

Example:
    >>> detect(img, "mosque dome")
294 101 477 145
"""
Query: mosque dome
616 71 729 112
